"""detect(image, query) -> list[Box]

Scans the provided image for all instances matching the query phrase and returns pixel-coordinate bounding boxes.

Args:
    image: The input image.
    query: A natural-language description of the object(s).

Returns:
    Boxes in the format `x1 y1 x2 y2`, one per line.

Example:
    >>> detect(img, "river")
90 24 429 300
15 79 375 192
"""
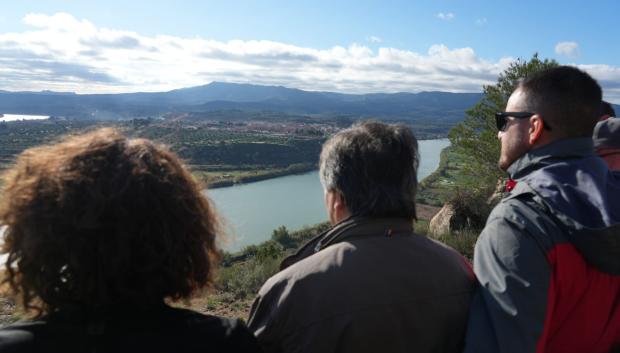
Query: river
208 138 450 252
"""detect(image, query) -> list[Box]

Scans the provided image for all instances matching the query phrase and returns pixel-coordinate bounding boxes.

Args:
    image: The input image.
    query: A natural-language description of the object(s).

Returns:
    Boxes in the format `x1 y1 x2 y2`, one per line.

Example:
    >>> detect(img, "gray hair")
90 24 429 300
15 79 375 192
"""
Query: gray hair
319 121 419 219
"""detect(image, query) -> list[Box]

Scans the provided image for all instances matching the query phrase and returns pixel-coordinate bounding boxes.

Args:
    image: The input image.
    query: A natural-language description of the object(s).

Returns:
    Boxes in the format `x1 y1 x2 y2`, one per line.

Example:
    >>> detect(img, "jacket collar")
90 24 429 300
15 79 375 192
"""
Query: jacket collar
279 217 413 271
507 137 595 179
505 136 619 230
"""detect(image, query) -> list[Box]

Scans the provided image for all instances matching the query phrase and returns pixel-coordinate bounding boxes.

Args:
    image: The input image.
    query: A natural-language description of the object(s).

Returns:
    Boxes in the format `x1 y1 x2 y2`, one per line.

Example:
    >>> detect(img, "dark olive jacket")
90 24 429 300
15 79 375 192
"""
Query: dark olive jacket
247 217 475 353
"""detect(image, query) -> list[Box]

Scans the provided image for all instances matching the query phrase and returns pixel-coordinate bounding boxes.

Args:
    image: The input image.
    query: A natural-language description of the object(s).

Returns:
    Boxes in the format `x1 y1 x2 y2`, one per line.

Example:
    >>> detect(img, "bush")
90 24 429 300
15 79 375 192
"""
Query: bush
271 225 295 248
217 255 283 299
256 240 285 261
217 222 331 299
289 222 331 243
447 189 494 232
414 219 430 236
434 229 478 261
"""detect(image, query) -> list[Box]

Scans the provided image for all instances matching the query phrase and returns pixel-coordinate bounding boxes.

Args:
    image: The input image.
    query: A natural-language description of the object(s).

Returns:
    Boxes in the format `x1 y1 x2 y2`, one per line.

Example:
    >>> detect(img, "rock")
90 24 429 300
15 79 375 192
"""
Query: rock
429 203 457 237
428 195 488 237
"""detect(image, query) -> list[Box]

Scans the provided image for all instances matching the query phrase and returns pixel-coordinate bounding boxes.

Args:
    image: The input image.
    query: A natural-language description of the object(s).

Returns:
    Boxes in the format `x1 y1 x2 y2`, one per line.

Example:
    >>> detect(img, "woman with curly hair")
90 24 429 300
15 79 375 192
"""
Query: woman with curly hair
0 129 261 352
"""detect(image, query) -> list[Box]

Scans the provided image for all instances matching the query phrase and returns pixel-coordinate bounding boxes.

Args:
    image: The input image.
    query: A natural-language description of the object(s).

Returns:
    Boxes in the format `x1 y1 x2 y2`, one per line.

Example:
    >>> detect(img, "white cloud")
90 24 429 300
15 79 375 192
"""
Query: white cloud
555 41 580 59
437 12 455 21
6 13 619 102
367 36 382 43
475 18 487 26
0 12 544 95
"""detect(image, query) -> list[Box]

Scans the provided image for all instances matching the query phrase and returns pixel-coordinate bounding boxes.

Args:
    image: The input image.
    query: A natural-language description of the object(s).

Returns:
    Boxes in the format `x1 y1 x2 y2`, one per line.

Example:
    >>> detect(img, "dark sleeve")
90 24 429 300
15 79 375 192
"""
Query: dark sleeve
247 278 291 353
0 325 37 353
463 203 551 353
225 318 264 353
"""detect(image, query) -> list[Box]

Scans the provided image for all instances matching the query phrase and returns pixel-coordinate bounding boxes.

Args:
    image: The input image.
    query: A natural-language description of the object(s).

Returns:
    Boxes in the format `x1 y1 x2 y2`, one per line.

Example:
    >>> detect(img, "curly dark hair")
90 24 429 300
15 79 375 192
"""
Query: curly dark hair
0 128 221 316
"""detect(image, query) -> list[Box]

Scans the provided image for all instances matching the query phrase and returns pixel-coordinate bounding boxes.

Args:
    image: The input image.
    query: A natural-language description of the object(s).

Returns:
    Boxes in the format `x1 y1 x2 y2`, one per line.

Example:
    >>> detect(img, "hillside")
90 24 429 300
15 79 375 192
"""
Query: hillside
0 82 483 121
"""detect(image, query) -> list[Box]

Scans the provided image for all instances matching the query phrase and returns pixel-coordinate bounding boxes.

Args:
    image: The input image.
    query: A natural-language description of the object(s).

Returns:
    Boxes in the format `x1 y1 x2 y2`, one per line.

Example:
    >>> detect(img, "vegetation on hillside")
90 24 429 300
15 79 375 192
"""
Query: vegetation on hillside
0 119 326 188
417 147 472 206
0 114 454 190
217 222 331 300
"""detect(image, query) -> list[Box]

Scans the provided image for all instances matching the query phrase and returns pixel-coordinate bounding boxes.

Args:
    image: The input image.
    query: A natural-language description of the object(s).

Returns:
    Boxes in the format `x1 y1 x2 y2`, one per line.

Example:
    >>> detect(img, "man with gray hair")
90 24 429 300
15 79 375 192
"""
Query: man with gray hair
248 121 475 353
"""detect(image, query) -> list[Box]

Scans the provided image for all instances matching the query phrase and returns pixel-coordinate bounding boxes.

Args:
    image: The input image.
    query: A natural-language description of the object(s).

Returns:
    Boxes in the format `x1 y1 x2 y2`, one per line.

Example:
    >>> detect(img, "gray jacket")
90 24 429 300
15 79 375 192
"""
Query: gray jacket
248 217 475 353
463 138 620 353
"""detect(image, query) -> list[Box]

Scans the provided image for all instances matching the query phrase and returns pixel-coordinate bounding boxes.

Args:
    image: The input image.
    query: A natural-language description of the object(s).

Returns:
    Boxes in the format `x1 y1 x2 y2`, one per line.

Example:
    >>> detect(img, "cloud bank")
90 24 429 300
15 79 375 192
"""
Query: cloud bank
0 13 509 94
1 12 619 102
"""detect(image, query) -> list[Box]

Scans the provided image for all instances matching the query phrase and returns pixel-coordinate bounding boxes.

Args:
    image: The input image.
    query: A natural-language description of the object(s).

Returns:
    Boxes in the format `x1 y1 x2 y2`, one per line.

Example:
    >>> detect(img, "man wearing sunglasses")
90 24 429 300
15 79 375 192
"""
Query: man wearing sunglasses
464 66 620 353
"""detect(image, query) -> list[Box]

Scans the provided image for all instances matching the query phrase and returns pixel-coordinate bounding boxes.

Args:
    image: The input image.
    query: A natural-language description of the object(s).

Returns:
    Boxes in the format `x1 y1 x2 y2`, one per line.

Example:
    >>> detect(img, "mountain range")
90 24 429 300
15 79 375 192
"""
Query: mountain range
0 82 484 122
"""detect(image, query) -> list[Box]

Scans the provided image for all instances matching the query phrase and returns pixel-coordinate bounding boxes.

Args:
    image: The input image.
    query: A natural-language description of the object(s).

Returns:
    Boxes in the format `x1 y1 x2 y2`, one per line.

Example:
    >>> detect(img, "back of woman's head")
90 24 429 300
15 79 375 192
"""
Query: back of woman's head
0 128 220 316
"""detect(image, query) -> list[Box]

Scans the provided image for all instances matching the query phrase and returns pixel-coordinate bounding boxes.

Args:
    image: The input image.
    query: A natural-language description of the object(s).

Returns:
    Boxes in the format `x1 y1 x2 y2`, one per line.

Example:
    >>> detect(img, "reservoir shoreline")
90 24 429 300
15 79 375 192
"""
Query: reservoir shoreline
206 137 449 190
208 138 450 251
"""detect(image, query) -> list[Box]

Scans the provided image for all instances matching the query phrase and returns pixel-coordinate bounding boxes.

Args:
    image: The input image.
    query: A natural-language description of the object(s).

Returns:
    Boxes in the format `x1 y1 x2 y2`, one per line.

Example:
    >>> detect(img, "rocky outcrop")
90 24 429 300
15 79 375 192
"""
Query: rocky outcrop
429 203 469 237
429 203 455 237
428 193 489 237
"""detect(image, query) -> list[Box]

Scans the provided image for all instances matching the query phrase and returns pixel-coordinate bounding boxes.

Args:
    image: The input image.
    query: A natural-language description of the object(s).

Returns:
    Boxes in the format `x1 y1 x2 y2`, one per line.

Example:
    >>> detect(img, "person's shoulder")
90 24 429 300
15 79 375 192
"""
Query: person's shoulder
0 320 45 352
487 188 552 232
408 234 475 285
163 308 261 351
478 194 558 255
165 307 246 334
490 192 532 218
412 231 465 255
266 242 355 285
254 241 360 312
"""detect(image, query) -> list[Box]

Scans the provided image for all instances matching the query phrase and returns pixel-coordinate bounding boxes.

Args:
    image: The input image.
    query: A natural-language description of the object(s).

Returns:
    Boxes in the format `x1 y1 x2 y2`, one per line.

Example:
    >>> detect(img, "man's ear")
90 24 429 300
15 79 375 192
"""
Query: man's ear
331 191 349 218
529 114 545 145
326 190 350 224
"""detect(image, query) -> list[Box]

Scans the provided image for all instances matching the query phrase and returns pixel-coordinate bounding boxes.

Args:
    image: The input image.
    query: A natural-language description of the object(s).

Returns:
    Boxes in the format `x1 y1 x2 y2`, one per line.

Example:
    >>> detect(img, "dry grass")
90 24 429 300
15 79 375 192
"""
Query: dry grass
182 291 254 322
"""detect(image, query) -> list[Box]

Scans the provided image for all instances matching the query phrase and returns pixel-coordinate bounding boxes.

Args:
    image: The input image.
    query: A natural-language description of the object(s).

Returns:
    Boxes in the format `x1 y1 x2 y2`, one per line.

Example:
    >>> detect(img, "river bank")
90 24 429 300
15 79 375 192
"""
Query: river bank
204 138 450 252
200 163 317 189
198 138 451 190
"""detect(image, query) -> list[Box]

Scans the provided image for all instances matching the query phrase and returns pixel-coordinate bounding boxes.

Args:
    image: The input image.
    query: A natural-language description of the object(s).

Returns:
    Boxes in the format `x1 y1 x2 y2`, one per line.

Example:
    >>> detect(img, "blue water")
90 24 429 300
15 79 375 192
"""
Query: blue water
207 139 450 251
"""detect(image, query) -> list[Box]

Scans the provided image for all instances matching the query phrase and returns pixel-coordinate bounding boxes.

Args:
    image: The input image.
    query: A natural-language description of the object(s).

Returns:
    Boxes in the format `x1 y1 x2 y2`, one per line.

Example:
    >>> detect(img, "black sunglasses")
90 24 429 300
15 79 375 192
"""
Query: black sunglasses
495 112 552 131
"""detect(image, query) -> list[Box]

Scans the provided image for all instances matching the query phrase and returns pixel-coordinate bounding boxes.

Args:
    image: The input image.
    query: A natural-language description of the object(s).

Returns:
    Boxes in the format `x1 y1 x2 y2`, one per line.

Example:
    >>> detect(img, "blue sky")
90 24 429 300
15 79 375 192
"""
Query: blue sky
2 0 620 100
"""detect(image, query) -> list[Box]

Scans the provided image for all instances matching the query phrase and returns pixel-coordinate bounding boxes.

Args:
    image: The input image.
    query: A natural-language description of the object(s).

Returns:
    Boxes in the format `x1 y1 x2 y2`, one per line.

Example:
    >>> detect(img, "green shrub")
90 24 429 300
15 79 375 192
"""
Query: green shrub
256 240 285 261
216 222 331 299
437 189 494 234
217 255 283 299
414 219 430 235
289 222 330 244
434 229 478 261
271 225 295 248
